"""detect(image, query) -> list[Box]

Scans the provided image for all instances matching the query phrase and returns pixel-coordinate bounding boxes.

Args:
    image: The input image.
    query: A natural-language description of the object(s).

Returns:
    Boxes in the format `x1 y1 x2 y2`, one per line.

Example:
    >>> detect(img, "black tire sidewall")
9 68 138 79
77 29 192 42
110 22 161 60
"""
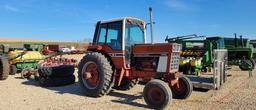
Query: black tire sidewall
39 75 75 87
78 52 113 97
171 76 193 99
143 79 172 109
39 65 75 77
81 57 105 94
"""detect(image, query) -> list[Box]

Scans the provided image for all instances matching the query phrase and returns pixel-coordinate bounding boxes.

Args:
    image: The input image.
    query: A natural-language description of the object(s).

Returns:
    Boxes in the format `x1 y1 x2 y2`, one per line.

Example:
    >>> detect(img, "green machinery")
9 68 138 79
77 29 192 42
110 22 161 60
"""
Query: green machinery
166 34 225 76
0 43 45 78
166 34 255 76
7 44 43 75
166 35 228 89
223 34 254 71
24 43 44 52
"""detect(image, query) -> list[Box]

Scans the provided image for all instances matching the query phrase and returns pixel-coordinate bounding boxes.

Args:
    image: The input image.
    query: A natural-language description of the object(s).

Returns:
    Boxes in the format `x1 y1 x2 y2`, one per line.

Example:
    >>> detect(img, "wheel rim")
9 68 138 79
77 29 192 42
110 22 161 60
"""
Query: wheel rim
82 61 100 89
173 78 186 94
148 87 165 104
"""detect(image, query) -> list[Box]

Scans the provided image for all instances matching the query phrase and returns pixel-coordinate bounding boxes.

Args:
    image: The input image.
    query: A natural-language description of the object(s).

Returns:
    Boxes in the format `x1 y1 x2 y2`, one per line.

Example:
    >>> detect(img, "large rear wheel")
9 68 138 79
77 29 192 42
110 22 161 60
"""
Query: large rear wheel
143 79 172 109
171 76 193 99
0 56 9 80
78 52 114 97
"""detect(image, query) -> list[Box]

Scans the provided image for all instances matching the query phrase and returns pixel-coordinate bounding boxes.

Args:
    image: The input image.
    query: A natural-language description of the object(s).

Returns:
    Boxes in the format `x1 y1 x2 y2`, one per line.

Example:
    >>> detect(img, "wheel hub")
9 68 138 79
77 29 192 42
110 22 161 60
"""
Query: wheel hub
173 79 186 93
148 88 164 103
83 72 92 79
82 62 100 89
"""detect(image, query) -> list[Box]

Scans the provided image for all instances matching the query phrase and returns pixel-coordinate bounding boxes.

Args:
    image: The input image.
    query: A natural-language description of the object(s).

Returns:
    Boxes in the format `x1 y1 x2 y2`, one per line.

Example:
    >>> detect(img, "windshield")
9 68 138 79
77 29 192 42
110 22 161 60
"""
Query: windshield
125 23 145 46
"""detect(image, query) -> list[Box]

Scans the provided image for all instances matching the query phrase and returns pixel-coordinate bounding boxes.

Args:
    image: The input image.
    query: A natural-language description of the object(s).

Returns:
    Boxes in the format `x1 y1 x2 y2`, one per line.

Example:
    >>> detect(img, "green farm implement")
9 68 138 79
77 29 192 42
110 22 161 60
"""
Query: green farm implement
166 35 228 89
8 50 43 78
166 35 226 75
223 34 254 71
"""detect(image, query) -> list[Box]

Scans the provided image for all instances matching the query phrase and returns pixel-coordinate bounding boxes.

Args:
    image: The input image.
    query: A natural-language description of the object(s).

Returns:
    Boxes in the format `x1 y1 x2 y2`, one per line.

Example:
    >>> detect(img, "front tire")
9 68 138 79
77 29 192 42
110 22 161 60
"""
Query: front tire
171 76 193 99
143 79 172 109
78 52 114 97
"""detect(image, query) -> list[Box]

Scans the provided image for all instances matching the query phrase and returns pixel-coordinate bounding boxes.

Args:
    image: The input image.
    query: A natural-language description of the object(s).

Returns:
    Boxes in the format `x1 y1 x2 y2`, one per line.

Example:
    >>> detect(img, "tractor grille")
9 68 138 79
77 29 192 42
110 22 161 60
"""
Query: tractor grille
170 44 182 71
172 44 182 52
170 52 180 70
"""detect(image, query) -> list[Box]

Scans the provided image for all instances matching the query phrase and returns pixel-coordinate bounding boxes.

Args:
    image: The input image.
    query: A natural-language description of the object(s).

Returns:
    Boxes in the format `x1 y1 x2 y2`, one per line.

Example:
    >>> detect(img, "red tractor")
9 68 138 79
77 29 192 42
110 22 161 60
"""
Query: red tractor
78 17 193 109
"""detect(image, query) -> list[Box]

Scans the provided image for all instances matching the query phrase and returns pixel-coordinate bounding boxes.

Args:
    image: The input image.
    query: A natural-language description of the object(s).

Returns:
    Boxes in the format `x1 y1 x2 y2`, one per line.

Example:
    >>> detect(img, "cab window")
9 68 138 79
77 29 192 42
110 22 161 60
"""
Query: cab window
97 21 122 50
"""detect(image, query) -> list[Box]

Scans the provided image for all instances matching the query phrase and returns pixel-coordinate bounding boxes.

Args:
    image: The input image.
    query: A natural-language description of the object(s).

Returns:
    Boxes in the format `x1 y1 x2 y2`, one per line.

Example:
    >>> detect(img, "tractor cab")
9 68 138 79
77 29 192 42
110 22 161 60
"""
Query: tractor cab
89 17 146 68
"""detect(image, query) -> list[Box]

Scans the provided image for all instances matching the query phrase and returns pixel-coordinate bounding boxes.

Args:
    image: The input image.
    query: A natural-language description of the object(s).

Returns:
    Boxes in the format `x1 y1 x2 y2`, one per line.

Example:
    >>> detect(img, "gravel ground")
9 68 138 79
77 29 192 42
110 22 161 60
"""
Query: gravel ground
0 54 255 110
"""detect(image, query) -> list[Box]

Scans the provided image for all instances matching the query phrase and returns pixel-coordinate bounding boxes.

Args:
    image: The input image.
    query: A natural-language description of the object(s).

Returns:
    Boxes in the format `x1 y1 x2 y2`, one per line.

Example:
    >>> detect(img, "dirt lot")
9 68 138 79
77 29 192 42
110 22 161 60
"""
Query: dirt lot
0 54 256 110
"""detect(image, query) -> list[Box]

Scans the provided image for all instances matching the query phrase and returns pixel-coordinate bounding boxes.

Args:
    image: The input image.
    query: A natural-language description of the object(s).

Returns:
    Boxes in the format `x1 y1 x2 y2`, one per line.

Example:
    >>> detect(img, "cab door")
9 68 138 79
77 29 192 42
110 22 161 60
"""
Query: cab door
124 21 145 68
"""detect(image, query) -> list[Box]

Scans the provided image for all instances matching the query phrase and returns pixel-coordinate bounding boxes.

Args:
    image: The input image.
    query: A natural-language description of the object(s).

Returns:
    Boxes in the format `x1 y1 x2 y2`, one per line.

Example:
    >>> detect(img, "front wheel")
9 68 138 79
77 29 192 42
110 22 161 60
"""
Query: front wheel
171 76 193 99
143 79 172 109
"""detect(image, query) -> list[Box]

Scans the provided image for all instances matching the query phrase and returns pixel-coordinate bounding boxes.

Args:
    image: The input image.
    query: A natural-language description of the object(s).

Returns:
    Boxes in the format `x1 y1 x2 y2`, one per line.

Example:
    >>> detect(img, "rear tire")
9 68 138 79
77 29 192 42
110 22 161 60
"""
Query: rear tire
143 79 172 109
78 52 114 97
171 76 193 99
0 56 9 80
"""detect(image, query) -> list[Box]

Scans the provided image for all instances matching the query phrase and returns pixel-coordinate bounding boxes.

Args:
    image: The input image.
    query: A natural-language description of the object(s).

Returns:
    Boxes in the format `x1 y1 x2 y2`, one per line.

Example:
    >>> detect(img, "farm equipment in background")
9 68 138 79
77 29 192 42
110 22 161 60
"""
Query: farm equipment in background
37 55 77 86
0 44 10 80
166 35 228 89
8 48 77 80
166 35 226 75
42 44 59 55
24 43 44 52
78 16 193 109
8 50 43 78
223 34 255 71
166 34 255 72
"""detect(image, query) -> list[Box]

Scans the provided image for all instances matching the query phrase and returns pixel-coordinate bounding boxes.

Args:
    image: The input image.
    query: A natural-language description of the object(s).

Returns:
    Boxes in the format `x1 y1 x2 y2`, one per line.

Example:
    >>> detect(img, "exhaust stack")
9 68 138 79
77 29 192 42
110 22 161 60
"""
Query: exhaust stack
149 7 154 44
234 33 237 47
240 35 244 48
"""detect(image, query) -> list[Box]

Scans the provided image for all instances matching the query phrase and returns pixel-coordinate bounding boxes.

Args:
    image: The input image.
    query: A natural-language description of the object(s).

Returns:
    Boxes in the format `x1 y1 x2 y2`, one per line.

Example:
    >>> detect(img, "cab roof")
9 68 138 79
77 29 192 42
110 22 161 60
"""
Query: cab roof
100 16 145 24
